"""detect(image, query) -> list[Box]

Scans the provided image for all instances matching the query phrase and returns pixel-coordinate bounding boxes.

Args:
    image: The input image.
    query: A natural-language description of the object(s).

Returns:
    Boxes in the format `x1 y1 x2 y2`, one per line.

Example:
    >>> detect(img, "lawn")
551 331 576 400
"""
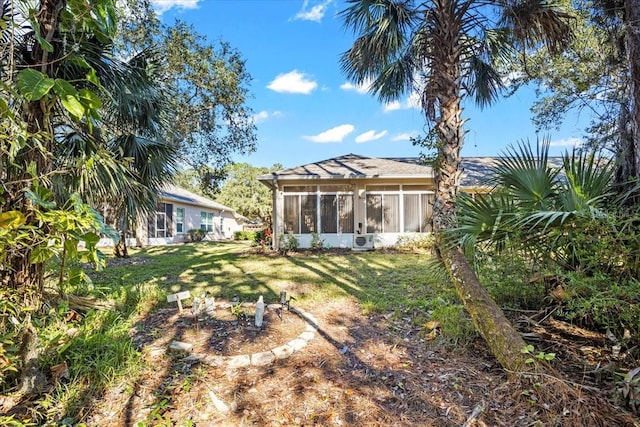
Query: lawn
21 241 635 426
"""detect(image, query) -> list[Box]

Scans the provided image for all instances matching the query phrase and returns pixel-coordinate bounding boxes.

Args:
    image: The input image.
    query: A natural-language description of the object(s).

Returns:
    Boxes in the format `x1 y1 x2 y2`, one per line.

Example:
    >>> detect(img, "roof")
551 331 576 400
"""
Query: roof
160 184 236 213
258 154 565 189
257 154 434 187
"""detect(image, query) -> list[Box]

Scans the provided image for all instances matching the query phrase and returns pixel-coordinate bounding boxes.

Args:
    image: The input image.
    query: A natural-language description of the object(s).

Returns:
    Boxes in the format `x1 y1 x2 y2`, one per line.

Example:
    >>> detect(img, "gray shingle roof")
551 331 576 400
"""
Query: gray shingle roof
257 154 433 183
258 154 565 188
160 184 235 213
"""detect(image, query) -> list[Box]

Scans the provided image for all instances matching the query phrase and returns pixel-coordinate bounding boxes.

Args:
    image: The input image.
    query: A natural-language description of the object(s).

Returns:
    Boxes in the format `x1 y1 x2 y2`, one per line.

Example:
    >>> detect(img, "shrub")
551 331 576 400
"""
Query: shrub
395 233 435 250
187 229 206 242
233 230 256 241
310 232 325 251
278 233 298 255
557 273 640 343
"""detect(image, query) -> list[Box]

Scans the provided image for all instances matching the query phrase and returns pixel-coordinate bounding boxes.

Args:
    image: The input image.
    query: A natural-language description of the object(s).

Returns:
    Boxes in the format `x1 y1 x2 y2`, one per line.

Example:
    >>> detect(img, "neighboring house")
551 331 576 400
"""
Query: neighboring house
257 154 502 250
99 184 242 247
140 184 242 245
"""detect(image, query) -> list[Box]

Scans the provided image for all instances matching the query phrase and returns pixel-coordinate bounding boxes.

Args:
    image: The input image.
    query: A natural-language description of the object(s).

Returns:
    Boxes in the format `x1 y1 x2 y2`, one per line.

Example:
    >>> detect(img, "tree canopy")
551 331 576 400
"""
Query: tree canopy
215 163 282 222
115 0 258 176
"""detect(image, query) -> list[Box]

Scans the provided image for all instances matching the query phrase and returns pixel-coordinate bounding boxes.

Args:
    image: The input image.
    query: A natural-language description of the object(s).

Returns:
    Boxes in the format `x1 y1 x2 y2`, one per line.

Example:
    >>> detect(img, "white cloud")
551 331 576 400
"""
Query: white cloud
252 110 283 124
355 130 388 143
304 124 355 143
151 0 199 14
391 132 416 142
549 137 583 148
293 0 333 22
383 101 402 112
383 91 422 112
267 70 318 94
340 78 373 95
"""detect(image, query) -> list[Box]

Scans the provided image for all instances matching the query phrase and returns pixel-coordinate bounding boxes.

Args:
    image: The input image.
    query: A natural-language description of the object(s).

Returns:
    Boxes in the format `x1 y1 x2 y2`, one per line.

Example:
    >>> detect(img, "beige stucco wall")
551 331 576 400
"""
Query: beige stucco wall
271 177 436 249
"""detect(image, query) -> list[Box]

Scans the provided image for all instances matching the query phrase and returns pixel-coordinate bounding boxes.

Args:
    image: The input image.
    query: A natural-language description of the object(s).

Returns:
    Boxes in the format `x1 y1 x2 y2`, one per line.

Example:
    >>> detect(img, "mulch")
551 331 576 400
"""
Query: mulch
80 299 639 426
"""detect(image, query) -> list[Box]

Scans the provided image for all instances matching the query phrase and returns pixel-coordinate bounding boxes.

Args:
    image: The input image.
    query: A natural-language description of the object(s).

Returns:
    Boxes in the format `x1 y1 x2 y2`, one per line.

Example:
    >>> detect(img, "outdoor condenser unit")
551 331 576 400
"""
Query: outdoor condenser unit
353 234 374 249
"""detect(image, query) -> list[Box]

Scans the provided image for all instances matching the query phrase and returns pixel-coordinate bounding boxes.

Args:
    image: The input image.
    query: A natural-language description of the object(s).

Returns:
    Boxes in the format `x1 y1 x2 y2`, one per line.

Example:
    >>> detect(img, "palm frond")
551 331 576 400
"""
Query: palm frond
451 192 519 255
491 139 560 209
561 148 614 209
339 0 417 100
499 0 574 54
463 51 505 108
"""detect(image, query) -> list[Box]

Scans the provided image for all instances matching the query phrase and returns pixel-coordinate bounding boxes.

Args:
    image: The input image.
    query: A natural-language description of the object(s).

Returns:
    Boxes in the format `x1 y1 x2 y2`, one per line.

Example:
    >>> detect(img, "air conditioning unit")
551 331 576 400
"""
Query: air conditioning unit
353 234 374 249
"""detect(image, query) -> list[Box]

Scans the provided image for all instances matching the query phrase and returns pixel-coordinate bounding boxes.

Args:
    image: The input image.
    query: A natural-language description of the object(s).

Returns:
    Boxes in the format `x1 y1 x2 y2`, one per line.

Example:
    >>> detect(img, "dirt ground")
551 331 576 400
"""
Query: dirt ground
80 296 639 427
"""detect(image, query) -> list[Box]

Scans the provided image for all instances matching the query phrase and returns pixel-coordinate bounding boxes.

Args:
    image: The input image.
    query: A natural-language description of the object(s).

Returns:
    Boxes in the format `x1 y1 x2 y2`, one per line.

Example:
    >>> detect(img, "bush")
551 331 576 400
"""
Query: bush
310 232 325 251
278 233 298 255
395 233 435 250
233 230 257 241
187 229 206 242
557 273 640 343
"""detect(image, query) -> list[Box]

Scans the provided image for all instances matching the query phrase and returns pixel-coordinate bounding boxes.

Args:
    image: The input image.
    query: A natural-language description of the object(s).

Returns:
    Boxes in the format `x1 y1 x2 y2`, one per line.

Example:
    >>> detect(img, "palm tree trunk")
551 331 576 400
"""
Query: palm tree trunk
441 248 528 372
430 0 528 374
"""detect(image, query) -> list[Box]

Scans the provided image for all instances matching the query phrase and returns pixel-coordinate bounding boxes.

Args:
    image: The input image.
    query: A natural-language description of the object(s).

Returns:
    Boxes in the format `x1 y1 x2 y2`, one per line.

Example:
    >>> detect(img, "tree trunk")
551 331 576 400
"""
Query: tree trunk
0 0 67 395
441 248 528 373
114 205 130 258
429 0 529 375
625 0 640 179
430 0 464 231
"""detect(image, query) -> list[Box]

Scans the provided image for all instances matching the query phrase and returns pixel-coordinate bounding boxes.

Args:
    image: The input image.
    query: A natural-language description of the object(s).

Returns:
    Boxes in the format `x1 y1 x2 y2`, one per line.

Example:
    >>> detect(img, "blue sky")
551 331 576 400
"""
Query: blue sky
154 0 586 169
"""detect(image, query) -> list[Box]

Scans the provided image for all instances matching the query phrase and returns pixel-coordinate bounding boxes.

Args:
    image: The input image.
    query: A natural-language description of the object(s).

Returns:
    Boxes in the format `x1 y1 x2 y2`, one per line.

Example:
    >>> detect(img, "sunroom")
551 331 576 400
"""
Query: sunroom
258 154 437 249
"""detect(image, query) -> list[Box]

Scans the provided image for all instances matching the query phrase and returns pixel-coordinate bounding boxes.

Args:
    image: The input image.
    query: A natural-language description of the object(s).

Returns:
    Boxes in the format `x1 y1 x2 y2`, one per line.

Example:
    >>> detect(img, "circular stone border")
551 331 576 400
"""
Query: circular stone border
171 307 319 370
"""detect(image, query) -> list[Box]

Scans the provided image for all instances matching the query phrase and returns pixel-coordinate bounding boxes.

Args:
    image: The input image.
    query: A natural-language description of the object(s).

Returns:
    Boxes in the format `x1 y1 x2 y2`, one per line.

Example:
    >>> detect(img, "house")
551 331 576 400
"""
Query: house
141 184 243 245
257 154 499 250
99 184 243 246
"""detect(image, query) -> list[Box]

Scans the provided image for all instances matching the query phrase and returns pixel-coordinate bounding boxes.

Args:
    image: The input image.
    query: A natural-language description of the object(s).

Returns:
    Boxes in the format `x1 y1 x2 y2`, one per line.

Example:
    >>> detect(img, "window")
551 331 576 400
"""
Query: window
200 212 214 232
176 208 184 233
321 195 337 233
148 203 173 238
403 192 433 232
366 194 399 233
320 194 354 233
284 195 299 233
300 195 316 233
283 186 354 234
338 195 354 233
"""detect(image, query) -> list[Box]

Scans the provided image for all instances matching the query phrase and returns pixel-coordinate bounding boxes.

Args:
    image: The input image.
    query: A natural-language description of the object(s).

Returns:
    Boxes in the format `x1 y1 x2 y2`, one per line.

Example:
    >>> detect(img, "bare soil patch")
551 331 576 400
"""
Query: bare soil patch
82 299 638 426
131 302 306 356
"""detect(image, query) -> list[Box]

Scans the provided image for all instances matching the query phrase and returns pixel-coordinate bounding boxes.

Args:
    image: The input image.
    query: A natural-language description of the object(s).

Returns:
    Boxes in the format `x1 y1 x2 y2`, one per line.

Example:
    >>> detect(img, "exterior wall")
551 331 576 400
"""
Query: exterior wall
99 200 240 247
156 203 239 245
272 177 435 249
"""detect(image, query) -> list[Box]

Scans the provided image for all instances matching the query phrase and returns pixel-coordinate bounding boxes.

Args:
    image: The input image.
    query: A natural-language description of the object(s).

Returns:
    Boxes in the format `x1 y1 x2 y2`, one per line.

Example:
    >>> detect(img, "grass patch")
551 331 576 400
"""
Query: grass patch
36 241 471 422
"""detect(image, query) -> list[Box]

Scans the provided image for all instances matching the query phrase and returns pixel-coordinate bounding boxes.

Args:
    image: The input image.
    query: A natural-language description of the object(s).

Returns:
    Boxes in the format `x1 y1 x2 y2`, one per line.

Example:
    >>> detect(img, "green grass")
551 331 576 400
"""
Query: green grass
89 241 458 315
35 241 471 423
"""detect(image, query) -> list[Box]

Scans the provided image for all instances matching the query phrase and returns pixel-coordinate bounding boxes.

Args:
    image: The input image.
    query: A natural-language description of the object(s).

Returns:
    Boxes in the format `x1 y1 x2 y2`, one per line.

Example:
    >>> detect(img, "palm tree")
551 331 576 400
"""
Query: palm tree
456 140 621 274
340 0 572 372
341 0 572 231
52 47 179 257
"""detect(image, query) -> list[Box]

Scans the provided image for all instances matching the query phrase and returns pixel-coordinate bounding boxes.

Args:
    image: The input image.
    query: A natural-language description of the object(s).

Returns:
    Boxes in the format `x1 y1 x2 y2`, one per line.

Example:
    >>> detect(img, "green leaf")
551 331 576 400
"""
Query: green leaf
28 9 54 53
31 246 55 264
0 211 26 229
17 69 55 101
0 98 9 117
78 89 103 110
54 79 85 120
520 344 534 354
82 232 100 246
86 68 100 87
24 187 56 209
